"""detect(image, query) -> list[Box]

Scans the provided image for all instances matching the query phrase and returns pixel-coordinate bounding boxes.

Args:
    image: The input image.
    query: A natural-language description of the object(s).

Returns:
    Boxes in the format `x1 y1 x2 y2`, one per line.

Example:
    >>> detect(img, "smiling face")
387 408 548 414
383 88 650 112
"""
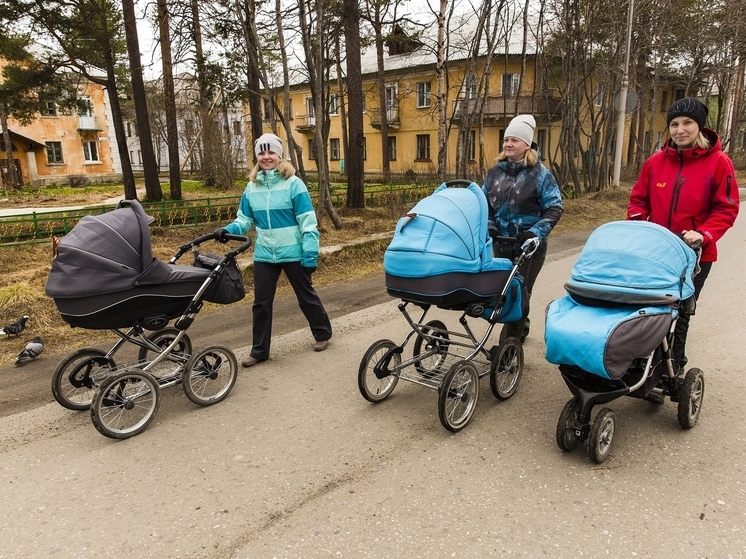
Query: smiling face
257 150 281 170
503 136 529 162
669 116 700 149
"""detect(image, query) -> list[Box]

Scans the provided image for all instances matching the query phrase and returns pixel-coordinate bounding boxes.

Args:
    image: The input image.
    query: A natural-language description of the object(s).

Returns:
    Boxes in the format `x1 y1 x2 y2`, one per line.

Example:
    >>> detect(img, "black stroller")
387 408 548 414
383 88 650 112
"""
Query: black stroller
358 180 540 432
45 199 251 439
545 220 702 463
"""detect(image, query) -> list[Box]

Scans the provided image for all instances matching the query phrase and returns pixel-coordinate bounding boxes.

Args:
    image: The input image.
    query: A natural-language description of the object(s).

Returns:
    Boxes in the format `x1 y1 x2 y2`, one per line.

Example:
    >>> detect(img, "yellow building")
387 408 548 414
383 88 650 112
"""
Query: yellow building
0 60 122 187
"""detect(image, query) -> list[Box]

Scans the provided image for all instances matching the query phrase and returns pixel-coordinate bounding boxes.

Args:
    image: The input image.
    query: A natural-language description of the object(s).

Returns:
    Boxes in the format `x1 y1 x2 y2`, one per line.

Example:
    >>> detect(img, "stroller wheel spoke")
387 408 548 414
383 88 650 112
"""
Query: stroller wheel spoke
490 338 524 400
438 360 479 432
183 346 238 406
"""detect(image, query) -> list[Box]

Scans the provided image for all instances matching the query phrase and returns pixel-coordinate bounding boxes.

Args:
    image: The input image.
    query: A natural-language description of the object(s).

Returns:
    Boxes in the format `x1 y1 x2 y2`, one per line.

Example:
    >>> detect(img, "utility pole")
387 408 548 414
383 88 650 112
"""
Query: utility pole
612 0 634 186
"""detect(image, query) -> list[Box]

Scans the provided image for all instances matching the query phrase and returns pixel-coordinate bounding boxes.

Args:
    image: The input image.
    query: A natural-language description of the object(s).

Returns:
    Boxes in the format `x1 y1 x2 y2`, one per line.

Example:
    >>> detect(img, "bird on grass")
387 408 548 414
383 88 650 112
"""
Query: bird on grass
0 316 29 337
15 337 44 367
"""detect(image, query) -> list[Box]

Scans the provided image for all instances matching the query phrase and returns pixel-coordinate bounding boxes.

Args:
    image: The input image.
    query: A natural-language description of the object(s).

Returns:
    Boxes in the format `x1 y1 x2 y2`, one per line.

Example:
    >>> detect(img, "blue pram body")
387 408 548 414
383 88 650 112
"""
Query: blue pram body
358 180 540 433
545 220 703 463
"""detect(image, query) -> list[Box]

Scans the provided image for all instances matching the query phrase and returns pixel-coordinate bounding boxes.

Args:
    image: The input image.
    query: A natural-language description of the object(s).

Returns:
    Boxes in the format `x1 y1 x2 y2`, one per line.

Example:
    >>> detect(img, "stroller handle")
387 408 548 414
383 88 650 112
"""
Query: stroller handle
169 232 252 264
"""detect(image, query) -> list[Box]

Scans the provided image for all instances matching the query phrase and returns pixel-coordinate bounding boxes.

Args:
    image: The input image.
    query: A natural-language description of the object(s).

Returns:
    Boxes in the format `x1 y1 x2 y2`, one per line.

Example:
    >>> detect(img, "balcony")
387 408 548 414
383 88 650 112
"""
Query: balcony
77 115 101 132
451 95 562 123
368 107 400 130
295 114 316 132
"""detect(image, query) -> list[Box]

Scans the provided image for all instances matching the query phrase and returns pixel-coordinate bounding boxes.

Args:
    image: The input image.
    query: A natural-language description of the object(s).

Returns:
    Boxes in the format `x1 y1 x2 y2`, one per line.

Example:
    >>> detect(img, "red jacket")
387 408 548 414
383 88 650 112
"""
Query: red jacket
628 128 739 262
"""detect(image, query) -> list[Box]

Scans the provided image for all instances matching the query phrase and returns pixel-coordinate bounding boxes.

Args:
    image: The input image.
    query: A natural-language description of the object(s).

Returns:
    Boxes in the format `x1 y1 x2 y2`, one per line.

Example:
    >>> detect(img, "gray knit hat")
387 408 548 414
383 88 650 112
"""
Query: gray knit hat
504 114 536 147
666 97 708 130
254 133 283 158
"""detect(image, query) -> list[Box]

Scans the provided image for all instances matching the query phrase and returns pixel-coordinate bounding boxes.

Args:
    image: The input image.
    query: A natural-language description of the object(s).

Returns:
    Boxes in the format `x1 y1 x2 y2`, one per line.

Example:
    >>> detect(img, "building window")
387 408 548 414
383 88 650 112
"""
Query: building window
674 88 685 101
362 137 367 160
537 129 546 157
329 94 340 116
416 134 430 160
468 130 476 161
129 150 134 162
308 139 316 161
127 122 132 137
660 91 669 112
263 99 272 120
77 97 93 117
384 84 398 120
233 120 242 136
502 73 519 97
416 82 431 108
305 97 315 117
83 141 99 162
45 142 63 164
137 150 142 164
330 138 341 160
463 74 477 99
41 101 57 116
361 94 366 113
387 136 397 161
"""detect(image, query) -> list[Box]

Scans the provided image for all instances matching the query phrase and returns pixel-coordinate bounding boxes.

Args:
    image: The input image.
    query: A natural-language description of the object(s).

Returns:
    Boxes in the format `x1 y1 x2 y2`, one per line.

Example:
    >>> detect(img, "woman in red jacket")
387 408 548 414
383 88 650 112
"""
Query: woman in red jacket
628 96 739 373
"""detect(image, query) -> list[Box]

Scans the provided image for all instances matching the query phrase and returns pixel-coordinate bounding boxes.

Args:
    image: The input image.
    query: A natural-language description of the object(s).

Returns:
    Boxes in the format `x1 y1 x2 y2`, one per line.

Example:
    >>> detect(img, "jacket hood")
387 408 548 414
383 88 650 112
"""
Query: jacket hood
663 127 722 157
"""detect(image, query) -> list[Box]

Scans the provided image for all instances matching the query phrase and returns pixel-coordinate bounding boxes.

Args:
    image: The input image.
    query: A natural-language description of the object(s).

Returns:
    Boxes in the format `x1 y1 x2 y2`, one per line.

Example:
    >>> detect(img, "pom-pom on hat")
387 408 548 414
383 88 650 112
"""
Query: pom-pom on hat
254 133 284 158
504 114 536 147
666 97 708 130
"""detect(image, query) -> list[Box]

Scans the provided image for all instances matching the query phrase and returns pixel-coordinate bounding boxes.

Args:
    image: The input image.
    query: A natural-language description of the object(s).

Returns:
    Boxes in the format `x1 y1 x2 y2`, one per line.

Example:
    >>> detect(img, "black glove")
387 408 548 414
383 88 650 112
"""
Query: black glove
214 228 229 243
487 223 499 242
303 266 317 277
518 230 537 245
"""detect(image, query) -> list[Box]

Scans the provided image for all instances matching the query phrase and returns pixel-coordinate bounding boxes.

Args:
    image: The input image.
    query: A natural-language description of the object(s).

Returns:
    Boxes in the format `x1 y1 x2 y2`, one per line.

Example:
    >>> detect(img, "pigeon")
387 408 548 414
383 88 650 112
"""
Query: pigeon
0 315 29 337
15 337 44 366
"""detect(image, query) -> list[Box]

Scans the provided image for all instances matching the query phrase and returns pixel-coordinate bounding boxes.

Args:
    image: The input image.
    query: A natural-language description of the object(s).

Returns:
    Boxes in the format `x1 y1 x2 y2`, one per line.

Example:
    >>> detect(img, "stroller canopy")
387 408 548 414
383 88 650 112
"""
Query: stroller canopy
46 199 174 299
384 182 503 278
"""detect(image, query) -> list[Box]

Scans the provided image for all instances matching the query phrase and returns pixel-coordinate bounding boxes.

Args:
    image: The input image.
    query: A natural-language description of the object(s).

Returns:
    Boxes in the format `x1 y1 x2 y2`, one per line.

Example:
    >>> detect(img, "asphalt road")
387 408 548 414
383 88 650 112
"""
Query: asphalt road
1 218 744 558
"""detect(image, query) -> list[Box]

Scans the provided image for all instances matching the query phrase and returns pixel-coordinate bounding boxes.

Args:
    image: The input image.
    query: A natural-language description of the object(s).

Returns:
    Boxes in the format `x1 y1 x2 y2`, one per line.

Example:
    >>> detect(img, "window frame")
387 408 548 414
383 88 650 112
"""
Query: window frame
416 81 431 108
45 141 64 164
415 134 430 161
82 140 99 163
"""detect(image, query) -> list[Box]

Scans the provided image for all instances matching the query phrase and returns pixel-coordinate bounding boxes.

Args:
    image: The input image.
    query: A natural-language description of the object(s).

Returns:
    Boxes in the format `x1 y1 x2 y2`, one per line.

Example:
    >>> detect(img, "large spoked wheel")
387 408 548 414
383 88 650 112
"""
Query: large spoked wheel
587 408 615 463
90 369 160 439
51 348 116 411
183 345 238 406
678 367 705 429
412 320 450 378
358 339 400 403
556 398 580 452
490 337 524 400
137 327 192 378
438 360 479 432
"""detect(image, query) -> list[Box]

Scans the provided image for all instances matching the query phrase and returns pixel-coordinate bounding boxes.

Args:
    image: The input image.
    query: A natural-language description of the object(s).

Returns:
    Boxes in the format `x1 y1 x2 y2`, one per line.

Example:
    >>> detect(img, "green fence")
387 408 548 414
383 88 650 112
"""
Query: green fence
0 183 439 245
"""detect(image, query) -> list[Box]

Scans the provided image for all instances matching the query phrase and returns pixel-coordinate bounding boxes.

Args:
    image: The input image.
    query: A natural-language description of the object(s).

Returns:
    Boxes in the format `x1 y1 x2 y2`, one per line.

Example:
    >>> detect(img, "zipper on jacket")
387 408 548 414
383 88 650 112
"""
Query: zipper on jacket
668 152 685 229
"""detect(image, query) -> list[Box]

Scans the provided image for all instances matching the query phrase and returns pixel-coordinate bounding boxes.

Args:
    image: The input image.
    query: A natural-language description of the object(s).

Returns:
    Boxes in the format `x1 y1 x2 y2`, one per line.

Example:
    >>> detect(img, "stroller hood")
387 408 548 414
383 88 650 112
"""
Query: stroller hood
45 199 170 298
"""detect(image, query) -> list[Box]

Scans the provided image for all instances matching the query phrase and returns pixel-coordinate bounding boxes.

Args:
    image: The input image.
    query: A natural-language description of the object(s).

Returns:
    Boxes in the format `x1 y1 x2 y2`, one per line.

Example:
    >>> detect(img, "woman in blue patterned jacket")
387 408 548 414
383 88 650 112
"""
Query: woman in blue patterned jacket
482 115 564 344
216 133 332 367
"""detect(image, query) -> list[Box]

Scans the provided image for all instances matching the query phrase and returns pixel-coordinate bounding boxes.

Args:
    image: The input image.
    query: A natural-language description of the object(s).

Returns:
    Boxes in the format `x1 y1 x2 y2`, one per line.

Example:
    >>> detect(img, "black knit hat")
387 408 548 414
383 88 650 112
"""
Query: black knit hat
666 97 708 130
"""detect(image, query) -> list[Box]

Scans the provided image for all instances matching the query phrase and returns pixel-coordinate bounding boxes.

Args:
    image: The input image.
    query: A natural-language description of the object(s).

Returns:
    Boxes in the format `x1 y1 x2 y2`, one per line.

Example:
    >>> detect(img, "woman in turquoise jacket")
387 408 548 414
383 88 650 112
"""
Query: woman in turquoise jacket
216 133 332 367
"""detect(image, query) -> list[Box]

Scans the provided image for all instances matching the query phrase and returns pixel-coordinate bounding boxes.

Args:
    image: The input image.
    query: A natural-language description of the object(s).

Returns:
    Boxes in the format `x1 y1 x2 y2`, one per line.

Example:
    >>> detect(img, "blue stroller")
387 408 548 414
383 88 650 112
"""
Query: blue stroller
545 220 702 463
358 180 540 432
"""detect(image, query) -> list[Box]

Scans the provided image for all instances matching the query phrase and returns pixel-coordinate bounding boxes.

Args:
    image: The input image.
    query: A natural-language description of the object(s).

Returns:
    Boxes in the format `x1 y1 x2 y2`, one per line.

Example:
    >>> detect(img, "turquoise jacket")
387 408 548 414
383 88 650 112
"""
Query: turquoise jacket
224 165 320 267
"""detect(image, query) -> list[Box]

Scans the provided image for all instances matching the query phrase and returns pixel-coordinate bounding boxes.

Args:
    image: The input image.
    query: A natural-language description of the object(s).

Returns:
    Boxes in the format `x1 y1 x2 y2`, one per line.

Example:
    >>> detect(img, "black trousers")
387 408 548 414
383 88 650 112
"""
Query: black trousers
493 240 548 343
250 261 332 360
672 261 712 370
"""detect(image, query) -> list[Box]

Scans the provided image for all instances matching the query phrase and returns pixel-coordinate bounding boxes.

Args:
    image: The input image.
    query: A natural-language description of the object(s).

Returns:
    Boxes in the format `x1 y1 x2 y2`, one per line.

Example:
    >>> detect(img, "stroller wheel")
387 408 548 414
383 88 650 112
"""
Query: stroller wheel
490 337 524 400
678 368 705 429
137 327 193 380
90 368 160 439
438 360 479 432
556 398 580 452
183 345 238 406
52 348 117 411
358 339 400 403
412 320 449 378
587 408 615 464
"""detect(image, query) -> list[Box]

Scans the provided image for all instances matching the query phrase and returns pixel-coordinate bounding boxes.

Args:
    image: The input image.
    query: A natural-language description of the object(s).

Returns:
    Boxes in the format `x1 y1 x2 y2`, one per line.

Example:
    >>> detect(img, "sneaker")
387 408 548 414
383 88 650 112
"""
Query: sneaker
241 356 264 368
313 340 329 352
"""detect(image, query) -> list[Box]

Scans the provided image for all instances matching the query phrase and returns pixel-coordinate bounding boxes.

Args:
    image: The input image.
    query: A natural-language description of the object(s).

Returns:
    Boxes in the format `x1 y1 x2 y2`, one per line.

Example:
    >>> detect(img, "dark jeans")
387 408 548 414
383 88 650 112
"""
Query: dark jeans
493 240 548 343
672 261 712 370
250 261 332 360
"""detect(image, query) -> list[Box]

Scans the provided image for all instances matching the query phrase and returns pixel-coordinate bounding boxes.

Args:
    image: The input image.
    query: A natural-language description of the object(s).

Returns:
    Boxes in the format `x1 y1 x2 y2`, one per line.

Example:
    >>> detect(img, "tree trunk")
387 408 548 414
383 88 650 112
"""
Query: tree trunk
343 0 365 208
121 0 162 200
0 105 20 188
158 0 182 200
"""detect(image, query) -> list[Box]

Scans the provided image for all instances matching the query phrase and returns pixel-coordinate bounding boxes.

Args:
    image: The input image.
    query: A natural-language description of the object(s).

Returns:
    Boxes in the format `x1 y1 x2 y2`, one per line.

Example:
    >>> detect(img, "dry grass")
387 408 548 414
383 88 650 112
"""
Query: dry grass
0 189 631 366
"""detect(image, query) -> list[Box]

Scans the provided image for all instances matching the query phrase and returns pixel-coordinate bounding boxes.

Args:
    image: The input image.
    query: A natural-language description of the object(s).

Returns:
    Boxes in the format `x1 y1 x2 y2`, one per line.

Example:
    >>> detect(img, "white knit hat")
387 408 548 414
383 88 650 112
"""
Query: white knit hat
254 133 283 158
504 115 536 147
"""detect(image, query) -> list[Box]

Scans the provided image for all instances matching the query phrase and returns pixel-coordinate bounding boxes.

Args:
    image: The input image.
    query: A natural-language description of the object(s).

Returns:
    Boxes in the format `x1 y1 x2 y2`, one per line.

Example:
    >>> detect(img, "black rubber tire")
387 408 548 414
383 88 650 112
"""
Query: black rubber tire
412 320 449 377
51 348 116 411
90 369 160 439
490 337 524 400
587 408 615 464
438 360 479 432
358 339 400 403
556 398 580 452
678 367 705 429
182 345 238 406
